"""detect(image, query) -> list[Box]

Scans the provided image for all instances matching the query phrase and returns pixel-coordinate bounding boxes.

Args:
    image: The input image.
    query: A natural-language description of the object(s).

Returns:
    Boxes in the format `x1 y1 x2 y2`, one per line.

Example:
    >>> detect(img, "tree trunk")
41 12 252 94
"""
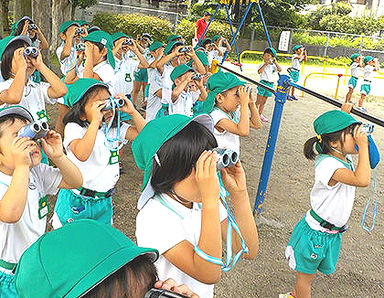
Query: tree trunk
32 0 52 66
13 0 32 20
1 0 10 36
51 0 72 52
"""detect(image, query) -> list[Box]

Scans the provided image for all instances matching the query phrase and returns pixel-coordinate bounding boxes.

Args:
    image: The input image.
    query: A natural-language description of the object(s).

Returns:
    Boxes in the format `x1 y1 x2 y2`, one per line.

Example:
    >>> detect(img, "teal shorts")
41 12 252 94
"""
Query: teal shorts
0 271 18 298
285 216 342 275
134 68 148 83
288 69 300 83
348 76 358 89
360 83 371 96
257 80 274 98
54 189 113 226
192 101 204 116
144 84 150 100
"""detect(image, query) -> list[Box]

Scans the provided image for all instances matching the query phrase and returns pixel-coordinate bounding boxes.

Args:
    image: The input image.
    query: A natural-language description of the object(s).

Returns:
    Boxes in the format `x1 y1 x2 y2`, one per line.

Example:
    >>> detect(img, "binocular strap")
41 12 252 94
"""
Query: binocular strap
361 168 378 233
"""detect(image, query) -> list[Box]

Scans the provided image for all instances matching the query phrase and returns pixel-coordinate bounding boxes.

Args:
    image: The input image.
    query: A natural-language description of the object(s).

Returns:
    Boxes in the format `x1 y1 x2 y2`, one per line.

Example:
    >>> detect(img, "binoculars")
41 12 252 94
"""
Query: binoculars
144 288 187 298
102 97 125 111
18 121 49 140
360 123 374 135
23 47 38 58
179 47 191 53
76 43 85 52
213 148 239 171
122 39 134 46
75 27 85 35
28 24 37 31
191 73 202 81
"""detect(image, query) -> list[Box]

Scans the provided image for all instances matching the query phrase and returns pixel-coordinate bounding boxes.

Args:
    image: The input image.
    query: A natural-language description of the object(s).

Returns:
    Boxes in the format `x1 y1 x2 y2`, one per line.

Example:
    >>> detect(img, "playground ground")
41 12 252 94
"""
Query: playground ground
47 62 384 297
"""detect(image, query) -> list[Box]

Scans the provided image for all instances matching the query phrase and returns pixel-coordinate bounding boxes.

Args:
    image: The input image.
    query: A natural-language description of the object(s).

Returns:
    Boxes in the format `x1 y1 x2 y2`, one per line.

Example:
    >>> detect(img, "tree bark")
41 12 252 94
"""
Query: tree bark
51 0 72 52
1 0 10 36
13 0 32 20
32 0 52 65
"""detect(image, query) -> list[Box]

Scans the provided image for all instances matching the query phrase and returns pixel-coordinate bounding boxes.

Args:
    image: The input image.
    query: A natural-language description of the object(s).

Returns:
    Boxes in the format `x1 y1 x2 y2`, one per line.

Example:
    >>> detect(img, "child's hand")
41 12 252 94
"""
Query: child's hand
195 150 220 203
67 26 78 39
238 86 250 106
353 125 369 149
11 137 35 168
175 46 185 57
248 91 256 104
14 48 27 70
186 46 195 58
90 100 106 125
40 130 64 160
84 42 94 58
221 160 247 195
341 102 353 114
27 49 44 70
154 279 199 298
116 94 136 115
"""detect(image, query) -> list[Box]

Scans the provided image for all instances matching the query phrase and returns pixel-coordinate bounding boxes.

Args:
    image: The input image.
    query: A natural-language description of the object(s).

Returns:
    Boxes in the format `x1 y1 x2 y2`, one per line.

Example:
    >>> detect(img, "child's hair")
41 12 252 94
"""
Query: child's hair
303 123 358 160
0 114 29 137
63 85 114 128
1 39 29 80
264 48 274 56
13 19 37 42
90 41 107 60
151 121 217 194
82 254 158 298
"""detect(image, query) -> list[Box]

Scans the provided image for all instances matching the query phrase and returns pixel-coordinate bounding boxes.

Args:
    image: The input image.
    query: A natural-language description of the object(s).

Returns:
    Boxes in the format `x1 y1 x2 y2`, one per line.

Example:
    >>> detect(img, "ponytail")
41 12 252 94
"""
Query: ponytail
303 136 319 160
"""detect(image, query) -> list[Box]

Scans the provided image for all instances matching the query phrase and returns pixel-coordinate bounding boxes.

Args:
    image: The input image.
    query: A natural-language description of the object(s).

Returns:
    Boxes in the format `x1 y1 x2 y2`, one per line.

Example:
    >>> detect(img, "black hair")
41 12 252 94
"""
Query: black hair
82 254 158 298
1 39 29 80
90 41 107 61
87 26 101 34
0 114 30 153
264 48 275 57
303 123 358 160
151 121 217 194
63 85 111 128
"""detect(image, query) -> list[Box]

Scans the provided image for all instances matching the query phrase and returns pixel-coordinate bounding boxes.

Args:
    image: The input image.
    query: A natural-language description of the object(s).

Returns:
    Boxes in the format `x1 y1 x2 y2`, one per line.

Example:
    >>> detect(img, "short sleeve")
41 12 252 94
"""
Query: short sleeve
219 201 228 222
0 180 10 202
315 157 347 189
96 64 115 89
350 63 358 71
119 122 131 140
210 109 228 127
0 80 12 94
33 164 63 196
63 123 87 150
39 82 57 104
257 63 264 71
136 200 186 255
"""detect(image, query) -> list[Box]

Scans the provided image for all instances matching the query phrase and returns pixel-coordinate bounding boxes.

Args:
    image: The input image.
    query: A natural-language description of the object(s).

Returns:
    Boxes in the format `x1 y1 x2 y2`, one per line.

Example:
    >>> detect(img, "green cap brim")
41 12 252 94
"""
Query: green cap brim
0 105 33 122
0 35 31 61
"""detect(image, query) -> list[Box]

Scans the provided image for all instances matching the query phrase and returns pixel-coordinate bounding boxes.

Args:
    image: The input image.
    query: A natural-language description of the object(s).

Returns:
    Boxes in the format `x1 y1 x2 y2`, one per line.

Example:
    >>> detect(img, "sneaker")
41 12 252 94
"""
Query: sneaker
279 292 294 298
291 95 298 101
260 114 269 122
355 106 367 113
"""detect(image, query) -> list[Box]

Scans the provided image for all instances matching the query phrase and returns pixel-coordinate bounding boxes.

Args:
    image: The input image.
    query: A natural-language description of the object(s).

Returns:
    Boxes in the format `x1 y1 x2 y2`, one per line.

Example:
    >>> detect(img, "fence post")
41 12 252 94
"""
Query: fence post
250 24 255 50
288 29 293 53
324 33 329 57
360 34 364 54
335 74 342 99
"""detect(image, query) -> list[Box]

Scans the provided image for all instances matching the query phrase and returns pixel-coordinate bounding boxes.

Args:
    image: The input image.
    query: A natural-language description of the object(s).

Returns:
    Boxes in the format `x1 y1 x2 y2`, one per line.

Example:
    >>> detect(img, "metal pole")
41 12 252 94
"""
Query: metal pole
254 75 290 214
324 33 329 57
334 74 342 99
196 4 222 47
256 1 272 48
250 23 256 50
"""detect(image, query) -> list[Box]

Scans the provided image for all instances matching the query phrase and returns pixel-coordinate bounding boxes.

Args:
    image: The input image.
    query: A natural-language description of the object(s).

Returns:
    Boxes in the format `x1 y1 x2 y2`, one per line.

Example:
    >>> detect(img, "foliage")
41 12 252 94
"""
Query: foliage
308 2 352 27
92 12 173 42
188 2 228 22
72 0 97 9
318 15 383 35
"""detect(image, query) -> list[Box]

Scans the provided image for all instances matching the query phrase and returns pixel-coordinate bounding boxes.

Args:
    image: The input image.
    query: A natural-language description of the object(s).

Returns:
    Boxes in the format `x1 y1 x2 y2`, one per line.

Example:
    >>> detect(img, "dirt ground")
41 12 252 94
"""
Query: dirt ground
46 63 384 298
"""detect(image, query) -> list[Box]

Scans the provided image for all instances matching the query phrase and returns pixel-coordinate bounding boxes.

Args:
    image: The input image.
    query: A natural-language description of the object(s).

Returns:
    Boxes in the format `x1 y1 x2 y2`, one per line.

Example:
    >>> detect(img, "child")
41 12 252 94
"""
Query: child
211 35 231 63
256 47 282 122
169 64 207 116
15 219 198 298
11 16 49 51
202 71 261 154
345 53 363 103
51 78 146 228
134 114 259 297
280 110 370 298
358 56 379 112
0 105 82 296
288 45 307 100
0 35 67 122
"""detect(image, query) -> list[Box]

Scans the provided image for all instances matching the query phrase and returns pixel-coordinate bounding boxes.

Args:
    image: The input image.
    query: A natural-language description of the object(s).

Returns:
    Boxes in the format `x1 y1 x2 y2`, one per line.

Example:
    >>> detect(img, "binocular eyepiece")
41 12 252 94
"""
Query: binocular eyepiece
360 123 374 135
192 73 202 81
179 47 191 54
28 24 37 31
102 97 125 111
76 43 86 52
18 121 49 140
213 148 239 171
75 27 85 35
24 47 38 58
122 39 134 46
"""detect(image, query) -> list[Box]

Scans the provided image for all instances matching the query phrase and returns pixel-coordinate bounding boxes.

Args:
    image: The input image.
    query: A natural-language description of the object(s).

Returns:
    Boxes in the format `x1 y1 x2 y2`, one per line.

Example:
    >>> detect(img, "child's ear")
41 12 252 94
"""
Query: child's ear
60 33 66 41
216 93 224 104
101 47 108 58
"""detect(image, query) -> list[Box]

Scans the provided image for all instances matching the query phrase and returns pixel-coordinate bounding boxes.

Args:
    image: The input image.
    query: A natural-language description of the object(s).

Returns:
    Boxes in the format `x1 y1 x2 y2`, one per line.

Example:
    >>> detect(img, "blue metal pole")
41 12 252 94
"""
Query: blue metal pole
222 2 253 63
223 4 242 70
253 75 290 214
256 1 272 48
196 4 221 48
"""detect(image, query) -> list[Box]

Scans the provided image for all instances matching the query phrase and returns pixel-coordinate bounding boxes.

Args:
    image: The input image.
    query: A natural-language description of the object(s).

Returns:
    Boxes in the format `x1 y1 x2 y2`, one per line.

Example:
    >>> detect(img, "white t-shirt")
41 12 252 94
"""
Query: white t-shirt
146 64 163 122
169 90 200 117
112 56 139 96
258 63 279 82
161 63 174 105
77 60 115 89
0 78 56 122
0 164 62 273
136 193 228 298
363 65 375 82
291 54 303 70
210 107 240 153
305 155 356 231
350 62 361 78
56 42 77 76
63 122 130 192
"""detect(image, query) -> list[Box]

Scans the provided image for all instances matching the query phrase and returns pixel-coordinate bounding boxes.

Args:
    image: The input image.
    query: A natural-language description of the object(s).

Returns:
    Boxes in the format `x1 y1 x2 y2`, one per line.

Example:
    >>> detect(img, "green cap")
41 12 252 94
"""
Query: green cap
132 114 213 209
59 21 80 34
292 45 303 52
149 41 164 52
351 53 360 61
0 105 33 123
111 32 129 43
14 219 158 298
166 34 182 43
164 40 184 56
202 71 245 114
265 47 277 57
83 31 116 69
66 78 108 107
0 35 31 61
201 38 212 47
76 20 88 26
187 50 209 67
211 35 221 42
364 56 374 64
170 64 194 82
314 110 360 136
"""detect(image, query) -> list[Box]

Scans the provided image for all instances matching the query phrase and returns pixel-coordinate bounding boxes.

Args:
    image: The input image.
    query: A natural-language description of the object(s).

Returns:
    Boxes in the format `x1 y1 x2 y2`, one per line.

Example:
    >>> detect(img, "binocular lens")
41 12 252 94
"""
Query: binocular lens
221 153 230 167
41 122 48 130
32 123 41 133
230 151 238 164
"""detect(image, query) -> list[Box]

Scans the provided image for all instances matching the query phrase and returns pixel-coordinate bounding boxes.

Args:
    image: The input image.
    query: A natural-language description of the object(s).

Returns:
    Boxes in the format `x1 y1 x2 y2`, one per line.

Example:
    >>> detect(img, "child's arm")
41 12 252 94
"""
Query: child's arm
157 46 184 74
358 57 364 68
186 47 206 75
40 131 83 189
220 160 259 259
130 42 150 69
330 125 370 187
163 151 223 284
83 42 100 80
35 26 49 50
68 101 106 162
195 78 207 101
224 39 231 52
60 26 77 61
171 73 194 102
215 86 250 137
374 58 379 71
28 50 67 98
118 94 146 140
0 48 26 104
0 137 36 223
257 63 268 74
248 92 262 129
273 58 282 72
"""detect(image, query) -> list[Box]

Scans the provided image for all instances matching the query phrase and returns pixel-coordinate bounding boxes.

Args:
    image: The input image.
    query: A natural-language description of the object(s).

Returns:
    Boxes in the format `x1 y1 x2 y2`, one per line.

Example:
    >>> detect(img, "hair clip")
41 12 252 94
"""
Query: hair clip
316 135 322 143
